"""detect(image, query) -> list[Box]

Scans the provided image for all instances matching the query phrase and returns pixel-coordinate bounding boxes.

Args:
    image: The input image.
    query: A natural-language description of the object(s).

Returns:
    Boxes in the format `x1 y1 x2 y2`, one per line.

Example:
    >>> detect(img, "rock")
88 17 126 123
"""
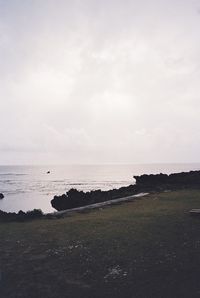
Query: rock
0 193 4 199
51 185 138 211
51 170 200 212
134 170 200 191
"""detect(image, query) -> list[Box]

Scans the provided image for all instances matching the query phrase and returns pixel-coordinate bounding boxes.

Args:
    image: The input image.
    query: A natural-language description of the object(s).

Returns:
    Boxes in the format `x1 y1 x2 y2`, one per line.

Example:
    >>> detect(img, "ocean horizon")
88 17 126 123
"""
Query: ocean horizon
0 163 200 213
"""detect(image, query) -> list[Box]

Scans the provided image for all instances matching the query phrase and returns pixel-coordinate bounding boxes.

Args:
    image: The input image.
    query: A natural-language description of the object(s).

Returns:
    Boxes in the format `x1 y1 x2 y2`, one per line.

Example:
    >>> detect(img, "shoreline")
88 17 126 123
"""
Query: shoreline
51 170 200 211
46 192 149 218
1 169 200 221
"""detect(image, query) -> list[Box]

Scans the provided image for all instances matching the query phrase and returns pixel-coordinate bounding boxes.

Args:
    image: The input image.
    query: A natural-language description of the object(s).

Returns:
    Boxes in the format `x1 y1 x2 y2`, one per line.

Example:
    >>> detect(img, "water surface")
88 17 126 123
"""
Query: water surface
0 164 199 213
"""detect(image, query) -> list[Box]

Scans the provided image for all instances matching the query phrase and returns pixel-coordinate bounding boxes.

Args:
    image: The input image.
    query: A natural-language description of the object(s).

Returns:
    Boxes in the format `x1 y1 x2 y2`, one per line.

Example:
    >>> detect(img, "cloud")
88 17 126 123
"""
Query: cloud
0 0 200 164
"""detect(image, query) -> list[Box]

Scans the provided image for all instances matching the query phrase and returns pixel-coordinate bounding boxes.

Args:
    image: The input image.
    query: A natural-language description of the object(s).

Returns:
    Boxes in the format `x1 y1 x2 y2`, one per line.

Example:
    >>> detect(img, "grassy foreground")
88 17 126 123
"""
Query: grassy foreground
1 190 200 298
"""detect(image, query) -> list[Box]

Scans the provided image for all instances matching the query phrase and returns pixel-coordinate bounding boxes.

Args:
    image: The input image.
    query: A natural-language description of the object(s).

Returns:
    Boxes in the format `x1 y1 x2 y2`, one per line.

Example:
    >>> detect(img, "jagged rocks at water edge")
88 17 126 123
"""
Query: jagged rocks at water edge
51 170 200 211
0 193 4 199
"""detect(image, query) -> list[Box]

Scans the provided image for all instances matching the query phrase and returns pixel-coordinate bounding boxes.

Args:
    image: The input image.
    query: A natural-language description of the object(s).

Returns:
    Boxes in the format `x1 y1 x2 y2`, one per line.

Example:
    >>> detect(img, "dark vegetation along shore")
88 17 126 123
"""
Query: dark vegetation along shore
51 170 200 211
0 209 44 223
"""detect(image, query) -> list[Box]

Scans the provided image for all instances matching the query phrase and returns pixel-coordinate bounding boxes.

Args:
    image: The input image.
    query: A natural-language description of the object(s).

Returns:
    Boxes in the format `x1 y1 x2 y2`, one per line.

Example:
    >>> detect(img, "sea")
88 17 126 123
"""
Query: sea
0 164 200 213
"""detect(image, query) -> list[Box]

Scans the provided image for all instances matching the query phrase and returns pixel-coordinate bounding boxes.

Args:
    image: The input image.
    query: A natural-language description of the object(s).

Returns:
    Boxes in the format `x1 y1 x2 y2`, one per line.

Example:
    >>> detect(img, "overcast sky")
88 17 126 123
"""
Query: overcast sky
0 0 200 164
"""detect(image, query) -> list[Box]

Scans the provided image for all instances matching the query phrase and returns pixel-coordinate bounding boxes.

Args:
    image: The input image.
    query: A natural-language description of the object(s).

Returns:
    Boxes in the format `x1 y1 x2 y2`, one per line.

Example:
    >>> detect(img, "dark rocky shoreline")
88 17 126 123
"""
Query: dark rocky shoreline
0 209 44 222
51 184 138 211
51 170 200 211
134 170 200 191
1 170 200 222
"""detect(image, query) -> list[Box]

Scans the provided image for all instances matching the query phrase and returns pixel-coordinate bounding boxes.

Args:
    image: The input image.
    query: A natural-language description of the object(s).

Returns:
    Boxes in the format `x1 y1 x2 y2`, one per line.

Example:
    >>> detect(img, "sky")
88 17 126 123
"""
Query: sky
0 0 200 165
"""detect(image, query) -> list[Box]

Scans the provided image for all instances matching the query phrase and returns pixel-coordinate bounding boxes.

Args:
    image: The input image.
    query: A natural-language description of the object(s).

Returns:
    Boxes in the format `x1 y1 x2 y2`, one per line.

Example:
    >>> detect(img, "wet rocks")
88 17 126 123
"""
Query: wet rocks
0 193 4 199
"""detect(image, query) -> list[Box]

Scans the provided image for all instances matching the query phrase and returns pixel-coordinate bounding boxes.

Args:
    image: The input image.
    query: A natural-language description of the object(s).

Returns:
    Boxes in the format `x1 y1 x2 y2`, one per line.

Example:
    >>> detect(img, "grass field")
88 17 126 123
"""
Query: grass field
1 190 200 298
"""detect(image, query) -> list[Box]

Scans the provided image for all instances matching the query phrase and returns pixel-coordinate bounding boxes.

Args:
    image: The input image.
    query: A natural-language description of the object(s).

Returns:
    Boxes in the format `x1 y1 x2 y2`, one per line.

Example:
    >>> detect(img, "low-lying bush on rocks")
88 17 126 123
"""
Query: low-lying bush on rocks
0 209 44 222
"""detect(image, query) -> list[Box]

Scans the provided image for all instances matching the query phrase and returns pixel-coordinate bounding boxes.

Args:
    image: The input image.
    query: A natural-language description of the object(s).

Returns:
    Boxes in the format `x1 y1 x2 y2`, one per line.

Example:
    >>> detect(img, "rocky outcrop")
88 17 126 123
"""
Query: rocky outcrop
51 170 200 211
51 185 138 211
134 170 200 191
0 193 4 199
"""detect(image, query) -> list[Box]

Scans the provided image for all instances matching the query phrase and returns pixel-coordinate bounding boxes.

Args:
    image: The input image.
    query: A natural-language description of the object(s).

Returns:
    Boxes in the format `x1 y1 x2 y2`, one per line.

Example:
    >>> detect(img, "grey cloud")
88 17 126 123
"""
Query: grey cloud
0 0 200 164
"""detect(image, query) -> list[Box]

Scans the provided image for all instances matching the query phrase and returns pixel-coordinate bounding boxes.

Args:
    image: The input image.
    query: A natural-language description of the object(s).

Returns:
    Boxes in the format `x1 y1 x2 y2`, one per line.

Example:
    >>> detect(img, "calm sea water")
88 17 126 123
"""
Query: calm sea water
0 164 200 213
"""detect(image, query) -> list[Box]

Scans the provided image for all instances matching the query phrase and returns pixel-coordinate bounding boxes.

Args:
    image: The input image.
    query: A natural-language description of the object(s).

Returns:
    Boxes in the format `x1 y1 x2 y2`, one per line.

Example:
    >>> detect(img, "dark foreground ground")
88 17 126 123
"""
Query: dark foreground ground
1 190 200 298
